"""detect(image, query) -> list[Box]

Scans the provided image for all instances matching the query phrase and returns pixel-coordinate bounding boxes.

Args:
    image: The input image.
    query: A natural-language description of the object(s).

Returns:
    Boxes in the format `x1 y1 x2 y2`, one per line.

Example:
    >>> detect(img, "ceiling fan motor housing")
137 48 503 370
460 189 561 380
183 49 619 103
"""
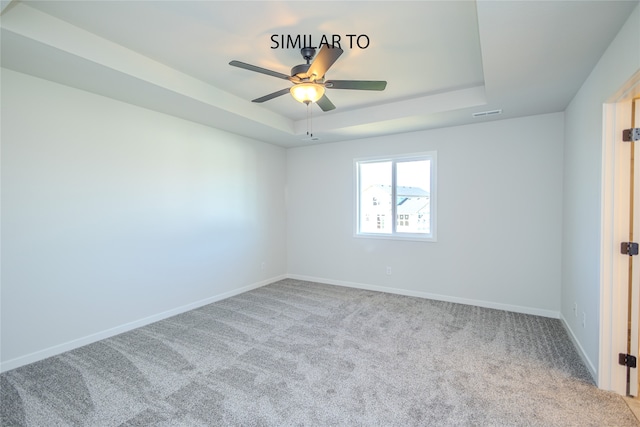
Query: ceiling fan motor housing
292 47 316 79
291 63 311 79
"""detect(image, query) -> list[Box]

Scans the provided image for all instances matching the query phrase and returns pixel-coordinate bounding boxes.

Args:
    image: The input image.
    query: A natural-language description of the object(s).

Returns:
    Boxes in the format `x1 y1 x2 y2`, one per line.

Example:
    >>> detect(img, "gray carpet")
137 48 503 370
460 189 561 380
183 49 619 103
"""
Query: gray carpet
1 279 638 426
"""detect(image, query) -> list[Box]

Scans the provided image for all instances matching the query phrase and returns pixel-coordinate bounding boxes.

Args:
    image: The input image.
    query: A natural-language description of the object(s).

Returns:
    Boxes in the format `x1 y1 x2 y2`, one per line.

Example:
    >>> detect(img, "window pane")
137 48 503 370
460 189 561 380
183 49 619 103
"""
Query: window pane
359 161 392 234
396 160 430 234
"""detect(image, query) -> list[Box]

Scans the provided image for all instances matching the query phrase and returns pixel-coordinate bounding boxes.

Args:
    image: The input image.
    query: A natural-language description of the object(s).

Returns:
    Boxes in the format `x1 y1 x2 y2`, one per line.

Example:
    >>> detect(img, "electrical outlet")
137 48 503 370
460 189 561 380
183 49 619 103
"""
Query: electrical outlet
582 312 586 328
573 303 578 317
386 266 392 275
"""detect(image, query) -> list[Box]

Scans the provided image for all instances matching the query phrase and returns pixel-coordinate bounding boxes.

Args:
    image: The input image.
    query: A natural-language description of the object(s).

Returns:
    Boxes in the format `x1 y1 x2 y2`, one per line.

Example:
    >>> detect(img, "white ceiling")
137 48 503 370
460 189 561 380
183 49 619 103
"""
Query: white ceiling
1 0 637 147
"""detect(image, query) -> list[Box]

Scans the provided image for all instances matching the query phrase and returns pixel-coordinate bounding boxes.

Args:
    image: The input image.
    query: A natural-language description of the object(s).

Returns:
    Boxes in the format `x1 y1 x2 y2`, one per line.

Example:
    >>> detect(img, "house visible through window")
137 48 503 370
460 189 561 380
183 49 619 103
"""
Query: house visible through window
397 214 409 227
355 152 436 241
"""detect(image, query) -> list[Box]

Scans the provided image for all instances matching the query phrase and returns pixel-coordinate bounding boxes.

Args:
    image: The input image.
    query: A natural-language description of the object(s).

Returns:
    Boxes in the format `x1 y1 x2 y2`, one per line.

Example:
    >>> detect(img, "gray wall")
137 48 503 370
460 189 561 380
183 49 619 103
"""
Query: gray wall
287 113 564 316
1 69 287 369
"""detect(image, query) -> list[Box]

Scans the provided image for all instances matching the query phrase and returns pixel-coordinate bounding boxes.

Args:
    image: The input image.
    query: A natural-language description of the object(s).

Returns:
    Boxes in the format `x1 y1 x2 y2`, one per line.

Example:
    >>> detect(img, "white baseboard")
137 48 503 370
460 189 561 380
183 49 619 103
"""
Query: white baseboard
286 274 560 319
1 274 563 373
560 313 597 382
0 275 285 373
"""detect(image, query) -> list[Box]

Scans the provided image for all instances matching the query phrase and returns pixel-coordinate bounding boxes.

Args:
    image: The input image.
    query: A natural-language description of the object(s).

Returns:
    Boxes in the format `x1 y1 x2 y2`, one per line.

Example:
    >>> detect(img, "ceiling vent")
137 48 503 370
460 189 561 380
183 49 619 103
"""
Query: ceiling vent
472 109 502 118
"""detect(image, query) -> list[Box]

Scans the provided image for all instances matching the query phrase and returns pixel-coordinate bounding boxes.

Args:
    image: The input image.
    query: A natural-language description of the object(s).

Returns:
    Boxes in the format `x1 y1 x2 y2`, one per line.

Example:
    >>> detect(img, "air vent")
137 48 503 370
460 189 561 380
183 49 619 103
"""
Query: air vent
472 109 502 118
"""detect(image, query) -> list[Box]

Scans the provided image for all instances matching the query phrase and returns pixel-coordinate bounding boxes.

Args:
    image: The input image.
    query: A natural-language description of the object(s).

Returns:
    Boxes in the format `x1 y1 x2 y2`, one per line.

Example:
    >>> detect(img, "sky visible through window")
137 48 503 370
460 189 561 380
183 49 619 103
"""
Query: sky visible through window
397 160 430 190
359 160 430 191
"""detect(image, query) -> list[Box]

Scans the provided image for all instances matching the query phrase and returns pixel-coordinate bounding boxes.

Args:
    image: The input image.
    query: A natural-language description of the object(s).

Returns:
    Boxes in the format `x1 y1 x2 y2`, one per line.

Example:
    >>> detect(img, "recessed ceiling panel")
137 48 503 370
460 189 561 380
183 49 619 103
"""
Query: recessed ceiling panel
26 1 485 120
5 1 638 147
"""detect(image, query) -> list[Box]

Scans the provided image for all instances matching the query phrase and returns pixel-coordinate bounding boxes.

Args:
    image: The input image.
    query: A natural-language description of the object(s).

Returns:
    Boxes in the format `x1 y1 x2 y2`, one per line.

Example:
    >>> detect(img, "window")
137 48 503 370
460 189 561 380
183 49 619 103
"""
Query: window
355 152 436 241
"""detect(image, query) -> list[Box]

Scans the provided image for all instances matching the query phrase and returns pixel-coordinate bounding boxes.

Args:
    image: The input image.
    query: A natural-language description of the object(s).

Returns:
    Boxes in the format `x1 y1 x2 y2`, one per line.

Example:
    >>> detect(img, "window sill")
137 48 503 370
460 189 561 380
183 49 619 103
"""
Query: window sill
354 233 437 243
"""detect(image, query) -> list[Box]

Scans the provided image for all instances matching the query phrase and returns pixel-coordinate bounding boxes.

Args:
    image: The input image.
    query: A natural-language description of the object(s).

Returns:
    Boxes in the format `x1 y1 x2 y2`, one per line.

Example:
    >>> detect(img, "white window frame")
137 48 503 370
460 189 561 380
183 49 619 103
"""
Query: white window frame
354 152 437 242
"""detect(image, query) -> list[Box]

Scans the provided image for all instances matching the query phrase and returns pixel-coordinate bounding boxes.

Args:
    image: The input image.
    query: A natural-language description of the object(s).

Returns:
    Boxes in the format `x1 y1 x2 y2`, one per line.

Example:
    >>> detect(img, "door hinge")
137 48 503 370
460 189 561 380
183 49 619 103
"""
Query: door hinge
623 128 640 142
619 353 637 368
621 242 639 256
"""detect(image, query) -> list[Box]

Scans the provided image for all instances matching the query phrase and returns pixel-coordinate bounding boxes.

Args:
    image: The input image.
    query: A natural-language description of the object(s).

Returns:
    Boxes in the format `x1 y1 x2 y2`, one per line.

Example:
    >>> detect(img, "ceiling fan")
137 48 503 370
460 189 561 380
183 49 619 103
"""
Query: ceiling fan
229 45 387 111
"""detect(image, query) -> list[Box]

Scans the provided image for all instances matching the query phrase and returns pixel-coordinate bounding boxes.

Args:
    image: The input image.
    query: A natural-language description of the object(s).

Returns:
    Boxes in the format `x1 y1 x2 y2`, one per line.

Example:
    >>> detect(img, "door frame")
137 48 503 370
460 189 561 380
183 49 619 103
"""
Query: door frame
600 69 640 395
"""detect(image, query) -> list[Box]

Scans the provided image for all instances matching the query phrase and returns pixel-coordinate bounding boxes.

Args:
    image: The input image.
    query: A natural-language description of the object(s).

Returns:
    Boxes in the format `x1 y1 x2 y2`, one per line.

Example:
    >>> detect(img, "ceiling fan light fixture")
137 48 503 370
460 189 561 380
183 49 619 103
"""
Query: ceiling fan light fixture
290 83 325 104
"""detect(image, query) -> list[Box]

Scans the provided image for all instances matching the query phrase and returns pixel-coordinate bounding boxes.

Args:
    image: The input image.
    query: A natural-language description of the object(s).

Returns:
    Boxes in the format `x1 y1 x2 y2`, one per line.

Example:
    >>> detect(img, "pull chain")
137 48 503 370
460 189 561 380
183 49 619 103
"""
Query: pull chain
306 102 313 138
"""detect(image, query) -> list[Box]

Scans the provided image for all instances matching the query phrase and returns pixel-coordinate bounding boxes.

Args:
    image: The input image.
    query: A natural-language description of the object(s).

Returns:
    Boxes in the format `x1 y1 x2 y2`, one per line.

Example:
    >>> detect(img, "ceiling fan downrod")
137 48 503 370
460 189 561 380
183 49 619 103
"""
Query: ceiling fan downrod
300 46 316 63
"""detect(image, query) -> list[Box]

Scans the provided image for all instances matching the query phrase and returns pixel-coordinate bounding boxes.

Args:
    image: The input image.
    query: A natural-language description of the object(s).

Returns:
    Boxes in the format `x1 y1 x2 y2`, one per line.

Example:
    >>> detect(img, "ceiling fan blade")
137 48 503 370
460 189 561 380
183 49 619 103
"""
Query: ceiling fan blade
305 45 344 79
316 94 336 112
325 80 387 90
252 88 291 103
229 60 292 81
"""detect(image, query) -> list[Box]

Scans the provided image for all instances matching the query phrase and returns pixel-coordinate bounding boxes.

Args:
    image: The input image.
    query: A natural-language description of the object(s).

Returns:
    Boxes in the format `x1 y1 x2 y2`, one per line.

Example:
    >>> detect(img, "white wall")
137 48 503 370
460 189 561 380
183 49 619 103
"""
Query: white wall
287 113 564 316
562 4 640 379
0 69 287 369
